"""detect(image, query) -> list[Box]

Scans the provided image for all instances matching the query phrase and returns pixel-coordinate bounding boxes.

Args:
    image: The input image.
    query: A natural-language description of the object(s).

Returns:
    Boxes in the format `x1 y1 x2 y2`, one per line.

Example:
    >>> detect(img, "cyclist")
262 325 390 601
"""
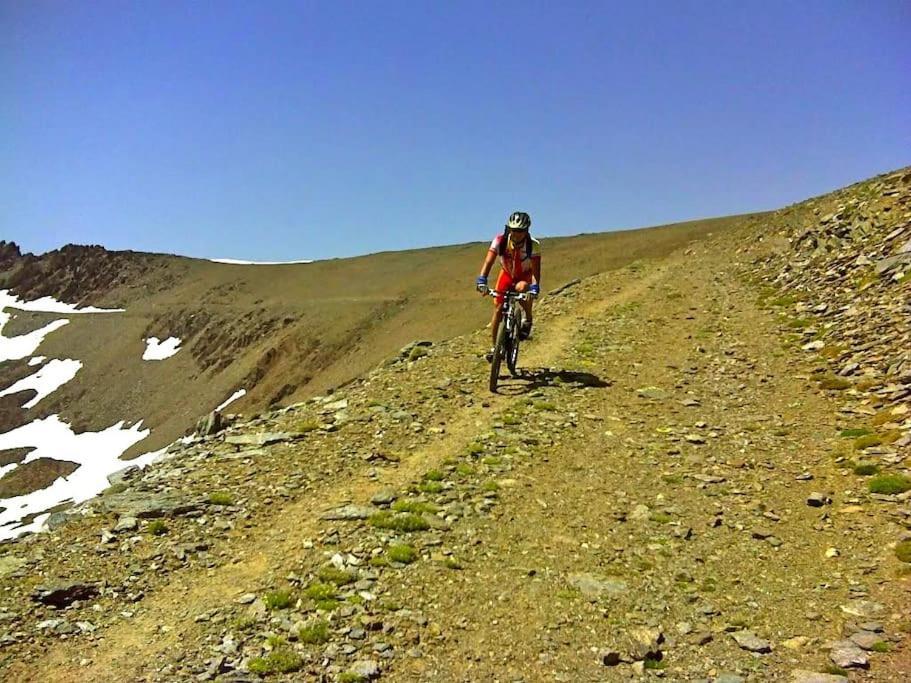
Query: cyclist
475 211 541 361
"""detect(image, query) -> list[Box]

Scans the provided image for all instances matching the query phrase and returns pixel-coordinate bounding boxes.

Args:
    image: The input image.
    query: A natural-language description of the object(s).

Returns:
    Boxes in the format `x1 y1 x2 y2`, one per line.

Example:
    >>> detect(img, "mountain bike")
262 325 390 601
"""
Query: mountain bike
486 288 532 392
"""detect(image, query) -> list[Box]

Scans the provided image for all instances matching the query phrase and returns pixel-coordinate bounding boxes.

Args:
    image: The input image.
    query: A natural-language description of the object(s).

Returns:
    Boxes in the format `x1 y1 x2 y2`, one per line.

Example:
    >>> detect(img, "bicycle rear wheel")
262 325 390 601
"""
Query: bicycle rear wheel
489 319 507 393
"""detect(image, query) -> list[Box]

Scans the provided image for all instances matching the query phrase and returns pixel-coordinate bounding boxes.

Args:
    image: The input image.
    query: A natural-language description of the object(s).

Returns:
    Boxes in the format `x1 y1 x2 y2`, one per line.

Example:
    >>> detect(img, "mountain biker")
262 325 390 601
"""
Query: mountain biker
475 211 541 361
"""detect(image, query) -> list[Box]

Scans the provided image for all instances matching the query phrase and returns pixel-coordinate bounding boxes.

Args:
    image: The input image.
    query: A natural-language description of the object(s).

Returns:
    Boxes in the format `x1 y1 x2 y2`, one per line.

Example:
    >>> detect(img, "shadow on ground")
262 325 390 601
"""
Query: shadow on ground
494 368 611 395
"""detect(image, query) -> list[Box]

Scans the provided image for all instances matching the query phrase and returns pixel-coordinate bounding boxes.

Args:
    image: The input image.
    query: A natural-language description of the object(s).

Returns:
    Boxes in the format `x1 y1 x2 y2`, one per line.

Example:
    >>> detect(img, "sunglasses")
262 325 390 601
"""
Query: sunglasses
508 227 528 233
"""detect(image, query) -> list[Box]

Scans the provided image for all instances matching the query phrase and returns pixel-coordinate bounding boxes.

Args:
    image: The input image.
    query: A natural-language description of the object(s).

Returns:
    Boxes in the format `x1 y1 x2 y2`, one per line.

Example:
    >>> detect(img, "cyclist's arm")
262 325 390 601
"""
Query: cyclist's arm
530 254 541 287
479 247 497 279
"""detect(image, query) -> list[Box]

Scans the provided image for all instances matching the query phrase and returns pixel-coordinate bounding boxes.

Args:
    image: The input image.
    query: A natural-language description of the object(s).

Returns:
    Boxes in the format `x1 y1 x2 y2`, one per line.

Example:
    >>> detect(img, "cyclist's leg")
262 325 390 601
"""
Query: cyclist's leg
513 278 534 328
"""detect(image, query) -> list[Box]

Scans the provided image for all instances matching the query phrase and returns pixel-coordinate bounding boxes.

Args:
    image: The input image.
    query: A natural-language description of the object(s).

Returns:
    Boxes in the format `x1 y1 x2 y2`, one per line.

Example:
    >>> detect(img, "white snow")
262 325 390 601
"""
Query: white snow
0 415 155 540
210 258 313 265
216 388 246 412
0 289 160 539
143 336 182 360
0 290 123 314
0 289 122 363
0 317 70 362
0 358 82 409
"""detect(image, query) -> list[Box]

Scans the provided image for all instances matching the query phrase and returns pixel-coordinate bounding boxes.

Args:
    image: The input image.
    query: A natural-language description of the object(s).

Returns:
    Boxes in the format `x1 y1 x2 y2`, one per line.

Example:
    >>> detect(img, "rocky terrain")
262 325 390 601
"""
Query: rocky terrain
0 167 908 682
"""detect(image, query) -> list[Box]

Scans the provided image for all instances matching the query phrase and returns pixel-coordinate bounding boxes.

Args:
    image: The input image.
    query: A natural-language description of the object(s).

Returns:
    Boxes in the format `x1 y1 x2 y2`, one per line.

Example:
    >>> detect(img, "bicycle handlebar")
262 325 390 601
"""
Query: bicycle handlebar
485 288 532 300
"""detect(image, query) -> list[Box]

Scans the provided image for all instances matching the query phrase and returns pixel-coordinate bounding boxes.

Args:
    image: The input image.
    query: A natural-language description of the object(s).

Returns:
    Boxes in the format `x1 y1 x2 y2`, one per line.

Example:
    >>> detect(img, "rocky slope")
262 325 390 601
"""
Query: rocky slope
0 167 908 682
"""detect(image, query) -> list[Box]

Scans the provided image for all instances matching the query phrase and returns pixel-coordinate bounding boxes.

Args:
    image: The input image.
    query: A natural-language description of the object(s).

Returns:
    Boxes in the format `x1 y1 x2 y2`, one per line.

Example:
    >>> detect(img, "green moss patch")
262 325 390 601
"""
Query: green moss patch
248 648 303 674
368 512 430 532
263 590 293 610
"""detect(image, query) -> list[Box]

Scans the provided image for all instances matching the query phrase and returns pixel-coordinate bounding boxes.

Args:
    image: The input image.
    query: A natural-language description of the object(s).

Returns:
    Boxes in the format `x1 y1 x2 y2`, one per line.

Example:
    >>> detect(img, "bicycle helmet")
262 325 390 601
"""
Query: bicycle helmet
506 211 531 230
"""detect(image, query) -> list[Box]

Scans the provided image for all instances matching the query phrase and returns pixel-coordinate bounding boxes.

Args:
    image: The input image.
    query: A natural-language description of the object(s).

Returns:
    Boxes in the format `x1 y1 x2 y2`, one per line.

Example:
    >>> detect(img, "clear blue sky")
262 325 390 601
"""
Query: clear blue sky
2 1 909 261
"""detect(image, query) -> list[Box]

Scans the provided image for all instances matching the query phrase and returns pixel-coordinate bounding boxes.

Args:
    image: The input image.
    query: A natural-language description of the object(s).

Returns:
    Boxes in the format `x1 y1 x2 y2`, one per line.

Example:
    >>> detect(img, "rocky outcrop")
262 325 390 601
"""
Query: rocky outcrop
750 167 910 459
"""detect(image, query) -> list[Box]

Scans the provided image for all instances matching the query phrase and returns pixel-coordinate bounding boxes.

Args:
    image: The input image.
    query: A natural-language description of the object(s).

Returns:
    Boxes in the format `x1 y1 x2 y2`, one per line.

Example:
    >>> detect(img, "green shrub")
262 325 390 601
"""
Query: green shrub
854 434 883 449
819 376 851 391
392 499 437 514
840 428 872 438
147 520 168 536
533 401 557 411
248 648 303 674
317 566 356 586
303 582 336 601
868 474 911 495
296 420 320 433
895 541 911 563
208 491 234 506
418 481 444 494
263 590 293 610
299 619 330 644
423 469 444 481
852 463 879 476
387 543 418 564
408 346 429 360
368 512 430 532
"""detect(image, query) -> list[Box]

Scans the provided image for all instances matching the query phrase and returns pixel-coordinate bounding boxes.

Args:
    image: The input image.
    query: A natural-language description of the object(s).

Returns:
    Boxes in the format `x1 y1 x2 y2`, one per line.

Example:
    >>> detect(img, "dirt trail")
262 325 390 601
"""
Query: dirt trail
4 228 908 682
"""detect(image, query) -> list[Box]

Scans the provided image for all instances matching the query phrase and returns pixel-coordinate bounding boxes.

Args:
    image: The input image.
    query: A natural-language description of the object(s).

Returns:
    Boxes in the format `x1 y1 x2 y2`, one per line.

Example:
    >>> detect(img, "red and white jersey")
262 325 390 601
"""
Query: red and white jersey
489 234 541 279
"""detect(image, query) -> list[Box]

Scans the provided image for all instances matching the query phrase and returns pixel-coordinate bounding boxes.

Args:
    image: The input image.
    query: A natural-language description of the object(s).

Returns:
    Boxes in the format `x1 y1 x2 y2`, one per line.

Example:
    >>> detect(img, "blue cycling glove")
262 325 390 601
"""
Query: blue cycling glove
529 283 540 297
476 275 488 293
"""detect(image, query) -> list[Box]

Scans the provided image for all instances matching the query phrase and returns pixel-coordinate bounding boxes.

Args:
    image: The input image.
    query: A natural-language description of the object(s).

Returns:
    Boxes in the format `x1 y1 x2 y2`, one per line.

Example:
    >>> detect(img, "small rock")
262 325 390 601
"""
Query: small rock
731 630 772 653
32 582 99 608
807 492 831 507
348 659 381 680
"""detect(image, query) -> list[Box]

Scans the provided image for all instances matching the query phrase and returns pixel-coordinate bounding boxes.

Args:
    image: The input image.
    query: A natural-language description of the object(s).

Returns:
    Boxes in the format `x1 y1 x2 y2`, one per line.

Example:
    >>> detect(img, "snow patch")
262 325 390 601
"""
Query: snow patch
216 389 246 412
28 356 46 366
0 358 82 408
210 258 313 265
0 290 123 314
0 318 70 362
0 289 122 363
0 415 154 541
143 336 182 361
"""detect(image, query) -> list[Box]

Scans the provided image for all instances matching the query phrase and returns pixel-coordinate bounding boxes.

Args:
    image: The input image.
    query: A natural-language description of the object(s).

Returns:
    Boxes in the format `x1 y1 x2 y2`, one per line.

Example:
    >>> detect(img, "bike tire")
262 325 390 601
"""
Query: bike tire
506 319 520 377
489 320 507 393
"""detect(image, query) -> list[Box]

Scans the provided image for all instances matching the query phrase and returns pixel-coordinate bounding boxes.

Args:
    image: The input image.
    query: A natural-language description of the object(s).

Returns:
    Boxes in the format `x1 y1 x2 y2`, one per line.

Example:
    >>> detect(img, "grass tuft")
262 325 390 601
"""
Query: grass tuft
818 376 851 391
303 582 336 601
840 428 872 438
387 543 418 564
208 491 234 506
368 511 430 532
895 541 911 564
852 463 879 476
854 434 883 450
147 520 168 536
263 590 293 610
317 566 356 586
392 499 437 514
295 419 321 433
248 648 303 674
868 474 911 495
299 619 330 644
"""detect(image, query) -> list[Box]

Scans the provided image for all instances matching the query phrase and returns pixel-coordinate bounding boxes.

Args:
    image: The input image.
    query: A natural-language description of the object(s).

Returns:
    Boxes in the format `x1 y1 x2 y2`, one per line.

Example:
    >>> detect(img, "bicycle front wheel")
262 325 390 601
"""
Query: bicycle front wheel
489 319 507 393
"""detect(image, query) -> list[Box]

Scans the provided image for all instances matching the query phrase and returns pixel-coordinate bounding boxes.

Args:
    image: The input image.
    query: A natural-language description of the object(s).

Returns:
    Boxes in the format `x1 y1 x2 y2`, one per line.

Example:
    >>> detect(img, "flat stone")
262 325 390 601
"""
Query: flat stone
321 505 375 521
839 599 884 619
348 659 381 680
567 573 628 600
849 631 885 650
715 674 745 683
224 432 294 446
113 516 138 533
98 492 203 519
693 474 726 484
731 630 772 653
829 640 869 669
370 490 397 506
790 670 848 683
636 387 668 400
